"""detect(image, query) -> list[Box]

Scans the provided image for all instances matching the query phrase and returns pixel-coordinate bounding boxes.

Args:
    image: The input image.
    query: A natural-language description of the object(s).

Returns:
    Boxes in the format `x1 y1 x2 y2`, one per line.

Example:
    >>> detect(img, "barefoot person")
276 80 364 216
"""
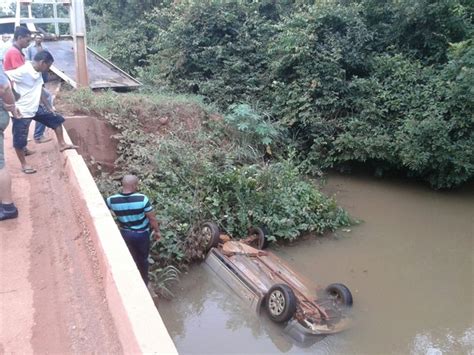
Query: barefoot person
5 50 77 173
0 68 20 221
106 175 161 285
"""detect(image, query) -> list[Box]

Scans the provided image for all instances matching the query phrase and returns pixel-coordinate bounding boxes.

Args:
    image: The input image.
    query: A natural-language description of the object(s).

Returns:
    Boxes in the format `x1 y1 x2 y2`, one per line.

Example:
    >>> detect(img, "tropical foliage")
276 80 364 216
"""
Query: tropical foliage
86 0 473 188
66 89 351 267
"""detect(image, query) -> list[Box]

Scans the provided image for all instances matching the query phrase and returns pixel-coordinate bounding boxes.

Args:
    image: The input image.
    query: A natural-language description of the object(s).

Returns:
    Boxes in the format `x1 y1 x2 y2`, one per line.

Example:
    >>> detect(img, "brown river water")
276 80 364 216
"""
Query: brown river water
158 173 474 354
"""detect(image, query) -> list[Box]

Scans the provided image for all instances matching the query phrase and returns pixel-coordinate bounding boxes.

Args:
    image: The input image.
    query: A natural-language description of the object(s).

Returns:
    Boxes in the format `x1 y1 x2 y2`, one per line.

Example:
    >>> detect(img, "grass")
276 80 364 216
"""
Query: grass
64 87 218 118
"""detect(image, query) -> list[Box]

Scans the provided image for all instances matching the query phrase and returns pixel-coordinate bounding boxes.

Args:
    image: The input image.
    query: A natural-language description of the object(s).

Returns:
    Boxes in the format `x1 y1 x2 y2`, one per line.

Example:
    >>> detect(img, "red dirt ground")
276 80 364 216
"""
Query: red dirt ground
0 122 122 352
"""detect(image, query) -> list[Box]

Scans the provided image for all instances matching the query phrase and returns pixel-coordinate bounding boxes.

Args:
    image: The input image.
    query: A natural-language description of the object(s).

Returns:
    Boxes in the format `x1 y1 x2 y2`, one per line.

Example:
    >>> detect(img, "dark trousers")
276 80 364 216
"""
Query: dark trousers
12 106 65 149
120 229 151 285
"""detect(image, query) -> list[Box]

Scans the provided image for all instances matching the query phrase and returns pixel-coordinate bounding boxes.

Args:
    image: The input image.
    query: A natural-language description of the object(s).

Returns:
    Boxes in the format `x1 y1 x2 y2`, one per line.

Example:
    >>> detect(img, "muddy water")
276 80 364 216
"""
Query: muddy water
158 174 474 354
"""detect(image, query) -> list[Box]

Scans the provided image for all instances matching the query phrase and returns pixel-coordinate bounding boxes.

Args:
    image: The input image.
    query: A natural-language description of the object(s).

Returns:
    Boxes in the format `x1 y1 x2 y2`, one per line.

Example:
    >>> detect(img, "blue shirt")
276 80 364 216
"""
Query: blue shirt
106 192 153 231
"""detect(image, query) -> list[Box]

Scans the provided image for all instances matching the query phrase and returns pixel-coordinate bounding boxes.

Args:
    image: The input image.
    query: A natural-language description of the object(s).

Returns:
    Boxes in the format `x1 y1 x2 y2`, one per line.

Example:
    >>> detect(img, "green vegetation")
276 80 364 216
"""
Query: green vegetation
74 0 473 293
66 89 352 268
149 264 180 299
86 0 473 189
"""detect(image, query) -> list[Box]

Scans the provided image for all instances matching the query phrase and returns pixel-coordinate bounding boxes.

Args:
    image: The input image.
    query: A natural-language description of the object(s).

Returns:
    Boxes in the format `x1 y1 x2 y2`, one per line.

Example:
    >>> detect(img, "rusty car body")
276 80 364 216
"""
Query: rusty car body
202 223 353 337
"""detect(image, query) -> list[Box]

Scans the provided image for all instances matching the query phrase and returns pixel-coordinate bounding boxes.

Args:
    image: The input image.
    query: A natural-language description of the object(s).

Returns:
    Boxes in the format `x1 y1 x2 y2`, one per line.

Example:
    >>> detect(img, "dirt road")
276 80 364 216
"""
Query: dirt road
0 126 122 353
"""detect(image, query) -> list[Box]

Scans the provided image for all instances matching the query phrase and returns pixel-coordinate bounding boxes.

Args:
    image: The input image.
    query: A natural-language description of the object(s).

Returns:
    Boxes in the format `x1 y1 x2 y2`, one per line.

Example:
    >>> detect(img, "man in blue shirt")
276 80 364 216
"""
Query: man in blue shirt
106 174 161 284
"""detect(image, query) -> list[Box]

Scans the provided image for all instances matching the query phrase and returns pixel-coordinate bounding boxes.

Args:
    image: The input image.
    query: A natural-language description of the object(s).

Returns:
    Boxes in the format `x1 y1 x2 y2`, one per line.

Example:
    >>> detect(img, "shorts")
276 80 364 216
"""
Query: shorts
0 109 10 169
12 118 32 150
12 106 65 149
33 106 65 129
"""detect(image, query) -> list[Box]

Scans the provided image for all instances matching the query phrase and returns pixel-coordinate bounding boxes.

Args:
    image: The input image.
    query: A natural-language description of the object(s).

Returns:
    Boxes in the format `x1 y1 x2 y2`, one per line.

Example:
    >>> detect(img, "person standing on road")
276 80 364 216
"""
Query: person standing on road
26 34 47 62
0 68 20 221
106 174 161 285
2 27 29 71
6 50 78 174
3 27 35 160
4 27 50 154
26 33 51 144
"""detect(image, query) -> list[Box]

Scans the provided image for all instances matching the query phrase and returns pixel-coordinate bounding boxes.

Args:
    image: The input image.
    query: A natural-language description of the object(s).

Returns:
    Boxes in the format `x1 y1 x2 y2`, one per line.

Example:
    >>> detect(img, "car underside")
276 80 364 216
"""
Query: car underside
202 223 353 336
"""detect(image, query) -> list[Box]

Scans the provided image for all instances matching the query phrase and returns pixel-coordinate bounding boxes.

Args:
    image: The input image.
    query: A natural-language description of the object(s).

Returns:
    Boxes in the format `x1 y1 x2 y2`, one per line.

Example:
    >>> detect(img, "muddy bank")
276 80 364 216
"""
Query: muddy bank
64 115 118 175
158 173 474 354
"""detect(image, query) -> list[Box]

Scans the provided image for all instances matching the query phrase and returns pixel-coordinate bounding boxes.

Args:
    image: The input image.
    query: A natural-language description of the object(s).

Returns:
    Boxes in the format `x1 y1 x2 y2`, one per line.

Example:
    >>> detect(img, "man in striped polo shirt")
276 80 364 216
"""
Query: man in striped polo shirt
106 175 161 285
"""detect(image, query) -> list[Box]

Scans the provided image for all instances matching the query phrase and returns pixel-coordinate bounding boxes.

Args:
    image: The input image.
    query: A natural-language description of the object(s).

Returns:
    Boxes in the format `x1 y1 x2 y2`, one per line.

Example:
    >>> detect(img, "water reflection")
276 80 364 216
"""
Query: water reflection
410 327 474 355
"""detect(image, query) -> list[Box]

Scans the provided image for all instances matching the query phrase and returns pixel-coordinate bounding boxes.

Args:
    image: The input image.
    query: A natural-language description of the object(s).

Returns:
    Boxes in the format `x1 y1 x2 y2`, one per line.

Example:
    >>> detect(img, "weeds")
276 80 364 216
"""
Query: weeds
148 265 180 299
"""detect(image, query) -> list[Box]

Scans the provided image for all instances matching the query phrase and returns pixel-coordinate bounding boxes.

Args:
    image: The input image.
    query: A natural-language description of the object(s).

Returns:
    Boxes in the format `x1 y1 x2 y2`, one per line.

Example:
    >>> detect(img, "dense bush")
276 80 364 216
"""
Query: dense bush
266 2 473 188
362 0 473 64
301 52 474 188
86 0 474 189
138 2 276 108
265 3 373 128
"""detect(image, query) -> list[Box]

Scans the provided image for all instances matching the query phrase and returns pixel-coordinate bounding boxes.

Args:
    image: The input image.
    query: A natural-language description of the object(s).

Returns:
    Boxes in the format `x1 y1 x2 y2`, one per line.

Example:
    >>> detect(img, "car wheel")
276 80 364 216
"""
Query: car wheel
249 226 269 250
201 222 220 251
266 284 297 323
325 283 353 307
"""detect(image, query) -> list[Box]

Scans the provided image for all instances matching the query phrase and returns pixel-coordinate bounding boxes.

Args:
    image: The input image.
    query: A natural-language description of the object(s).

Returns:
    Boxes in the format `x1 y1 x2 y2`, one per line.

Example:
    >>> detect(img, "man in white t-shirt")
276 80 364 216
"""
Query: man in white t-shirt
6 50 78 173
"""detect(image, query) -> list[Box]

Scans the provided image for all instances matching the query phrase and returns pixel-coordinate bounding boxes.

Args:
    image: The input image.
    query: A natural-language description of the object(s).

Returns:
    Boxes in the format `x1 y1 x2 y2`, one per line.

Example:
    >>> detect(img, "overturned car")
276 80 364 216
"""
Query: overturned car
202 222 353 337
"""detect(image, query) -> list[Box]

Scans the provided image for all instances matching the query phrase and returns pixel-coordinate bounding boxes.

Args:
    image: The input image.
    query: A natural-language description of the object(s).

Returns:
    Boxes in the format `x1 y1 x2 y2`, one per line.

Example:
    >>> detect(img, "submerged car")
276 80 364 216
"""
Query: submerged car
202 222 353 337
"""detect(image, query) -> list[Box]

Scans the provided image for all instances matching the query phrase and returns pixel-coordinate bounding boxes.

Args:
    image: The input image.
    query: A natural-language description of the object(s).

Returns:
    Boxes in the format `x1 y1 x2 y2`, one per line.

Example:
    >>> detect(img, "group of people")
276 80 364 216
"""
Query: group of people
0 26 78 221
1 27 160 286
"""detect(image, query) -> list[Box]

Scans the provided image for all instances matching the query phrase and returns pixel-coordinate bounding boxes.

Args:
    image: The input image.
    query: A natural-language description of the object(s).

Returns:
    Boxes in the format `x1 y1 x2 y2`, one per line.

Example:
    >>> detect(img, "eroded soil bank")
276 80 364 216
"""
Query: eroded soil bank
158 173 474 354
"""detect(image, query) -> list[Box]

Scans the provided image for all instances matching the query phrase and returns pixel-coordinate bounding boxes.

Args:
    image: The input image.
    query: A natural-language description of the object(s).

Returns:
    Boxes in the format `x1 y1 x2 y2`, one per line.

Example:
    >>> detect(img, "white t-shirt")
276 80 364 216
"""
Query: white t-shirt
6 61 43 118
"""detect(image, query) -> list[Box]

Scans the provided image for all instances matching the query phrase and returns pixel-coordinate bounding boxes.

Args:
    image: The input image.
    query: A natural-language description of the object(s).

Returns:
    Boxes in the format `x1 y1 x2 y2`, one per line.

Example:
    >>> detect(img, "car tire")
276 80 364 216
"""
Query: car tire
266 283 297 323
202 222 220 251
325 283 353 307
249 226 269 250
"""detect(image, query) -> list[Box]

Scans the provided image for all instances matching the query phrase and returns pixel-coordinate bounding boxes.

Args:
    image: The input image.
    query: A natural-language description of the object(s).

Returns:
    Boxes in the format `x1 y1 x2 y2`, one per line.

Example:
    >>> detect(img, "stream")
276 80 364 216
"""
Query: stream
158 173 474 354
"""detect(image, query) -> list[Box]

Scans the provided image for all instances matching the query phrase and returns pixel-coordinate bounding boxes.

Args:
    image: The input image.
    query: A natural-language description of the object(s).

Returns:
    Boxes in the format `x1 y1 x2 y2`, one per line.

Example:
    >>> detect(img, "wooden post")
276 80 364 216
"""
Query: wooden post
53 3 59 35
70 0 89 87
15 1 21 28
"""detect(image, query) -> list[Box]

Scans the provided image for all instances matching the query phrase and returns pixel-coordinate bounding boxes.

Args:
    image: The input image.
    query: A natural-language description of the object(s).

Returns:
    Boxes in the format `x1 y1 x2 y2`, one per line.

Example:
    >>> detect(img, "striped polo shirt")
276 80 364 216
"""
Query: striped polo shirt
106 192 153 231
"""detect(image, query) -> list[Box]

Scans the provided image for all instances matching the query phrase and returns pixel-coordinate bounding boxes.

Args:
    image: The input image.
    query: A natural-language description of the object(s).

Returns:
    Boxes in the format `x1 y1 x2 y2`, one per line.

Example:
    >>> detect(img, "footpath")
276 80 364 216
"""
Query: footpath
0 118 177 353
